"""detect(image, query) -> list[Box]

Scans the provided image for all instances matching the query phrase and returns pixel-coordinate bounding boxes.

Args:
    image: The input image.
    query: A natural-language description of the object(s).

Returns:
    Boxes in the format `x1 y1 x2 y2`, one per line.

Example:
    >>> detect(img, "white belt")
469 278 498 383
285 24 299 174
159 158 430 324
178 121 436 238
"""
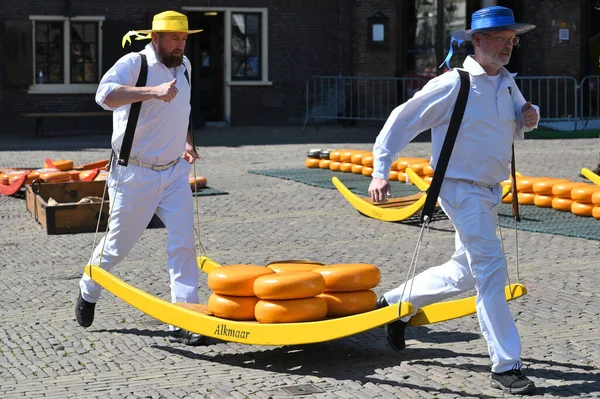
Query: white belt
127 157 178 171
450 178 496 189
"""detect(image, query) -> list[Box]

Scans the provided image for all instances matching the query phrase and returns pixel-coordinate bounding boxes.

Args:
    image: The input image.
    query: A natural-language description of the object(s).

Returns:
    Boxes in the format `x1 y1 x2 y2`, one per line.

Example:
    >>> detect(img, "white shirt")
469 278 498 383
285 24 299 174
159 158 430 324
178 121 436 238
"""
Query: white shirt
372 55 539 185
95 43 192 164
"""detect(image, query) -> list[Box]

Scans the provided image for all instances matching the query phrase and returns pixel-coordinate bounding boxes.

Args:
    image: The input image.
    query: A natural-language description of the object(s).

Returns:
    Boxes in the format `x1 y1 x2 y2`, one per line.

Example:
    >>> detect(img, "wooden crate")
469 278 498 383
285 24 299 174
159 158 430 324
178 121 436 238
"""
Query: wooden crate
25 180 109 234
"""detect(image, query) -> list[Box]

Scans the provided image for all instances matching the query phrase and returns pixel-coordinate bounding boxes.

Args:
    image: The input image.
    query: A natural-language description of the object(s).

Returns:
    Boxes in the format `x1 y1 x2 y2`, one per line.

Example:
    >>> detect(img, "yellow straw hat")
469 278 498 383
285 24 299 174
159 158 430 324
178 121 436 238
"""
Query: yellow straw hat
122 11 202 48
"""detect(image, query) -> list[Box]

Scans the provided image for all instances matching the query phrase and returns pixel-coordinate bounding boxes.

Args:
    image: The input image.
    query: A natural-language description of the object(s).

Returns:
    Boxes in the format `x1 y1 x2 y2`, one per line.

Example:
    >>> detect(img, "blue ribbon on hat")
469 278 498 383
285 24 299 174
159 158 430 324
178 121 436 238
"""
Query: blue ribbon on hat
439 37 463 70
472 15 515 30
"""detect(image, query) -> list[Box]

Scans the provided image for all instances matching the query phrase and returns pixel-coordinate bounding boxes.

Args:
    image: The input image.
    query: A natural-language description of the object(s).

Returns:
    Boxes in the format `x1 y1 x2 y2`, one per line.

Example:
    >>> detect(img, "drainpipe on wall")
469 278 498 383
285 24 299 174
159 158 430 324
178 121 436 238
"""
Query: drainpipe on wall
349 0 355 77
338 0 343 76
436 0 444 64
395 0 404 77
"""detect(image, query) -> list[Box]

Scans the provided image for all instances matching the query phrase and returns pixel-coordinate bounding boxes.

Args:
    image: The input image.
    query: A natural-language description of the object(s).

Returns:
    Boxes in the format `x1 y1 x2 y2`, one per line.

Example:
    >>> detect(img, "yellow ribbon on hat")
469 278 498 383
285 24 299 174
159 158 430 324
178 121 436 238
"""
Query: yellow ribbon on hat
122 10 203 48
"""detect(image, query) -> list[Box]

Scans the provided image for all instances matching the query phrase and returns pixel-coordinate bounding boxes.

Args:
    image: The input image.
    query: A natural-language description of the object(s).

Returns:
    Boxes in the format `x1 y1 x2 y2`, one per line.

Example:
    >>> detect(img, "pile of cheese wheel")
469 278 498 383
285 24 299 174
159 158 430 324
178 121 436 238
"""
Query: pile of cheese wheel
305 148 433 184
206 262 381 323
0 159 109 186
502 176 600 219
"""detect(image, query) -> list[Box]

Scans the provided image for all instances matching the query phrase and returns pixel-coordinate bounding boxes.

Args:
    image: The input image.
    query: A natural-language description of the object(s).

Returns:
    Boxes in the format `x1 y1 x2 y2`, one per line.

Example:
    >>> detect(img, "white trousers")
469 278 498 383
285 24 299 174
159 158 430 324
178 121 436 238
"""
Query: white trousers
384 179 521 373
80 157 199 305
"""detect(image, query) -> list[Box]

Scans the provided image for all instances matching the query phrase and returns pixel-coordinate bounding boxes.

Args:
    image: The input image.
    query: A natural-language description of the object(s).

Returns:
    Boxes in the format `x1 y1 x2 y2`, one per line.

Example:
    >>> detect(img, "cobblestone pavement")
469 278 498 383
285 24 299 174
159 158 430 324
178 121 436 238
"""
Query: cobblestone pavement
1 126 599 398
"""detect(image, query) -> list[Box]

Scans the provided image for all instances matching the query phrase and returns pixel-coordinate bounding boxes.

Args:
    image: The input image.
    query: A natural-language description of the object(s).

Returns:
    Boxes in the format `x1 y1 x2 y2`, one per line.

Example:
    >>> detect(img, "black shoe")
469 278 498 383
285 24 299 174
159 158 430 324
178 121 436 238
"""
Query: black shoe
376 296 389 310
168 328 205 346
491 367 536 395
377 296 408 351
75 292 96 328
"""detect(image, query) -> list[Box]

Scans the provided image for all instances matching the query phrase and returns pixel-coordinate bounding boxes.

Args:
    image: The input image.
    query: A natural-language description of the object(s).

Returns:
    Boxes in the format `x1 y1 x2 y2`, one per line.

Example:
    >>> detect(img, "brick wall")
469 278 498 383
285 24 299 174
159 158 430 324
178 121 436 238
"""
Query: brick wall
520 0 582 77
0 0 152 135
227 0 355 124
352 0 398 77
0 0 360 131
0 0 591 133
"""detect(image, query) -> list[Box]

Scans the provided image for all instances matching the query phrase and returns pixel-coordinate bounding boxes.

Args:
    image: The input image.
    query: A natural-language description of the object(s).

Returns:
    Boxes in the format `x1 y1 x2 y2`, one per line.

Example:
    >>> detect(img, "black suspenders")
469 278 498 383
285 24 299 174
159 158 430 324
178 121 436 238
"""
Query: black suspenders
420 69 471 223
117 53 148 167
117 53 191 167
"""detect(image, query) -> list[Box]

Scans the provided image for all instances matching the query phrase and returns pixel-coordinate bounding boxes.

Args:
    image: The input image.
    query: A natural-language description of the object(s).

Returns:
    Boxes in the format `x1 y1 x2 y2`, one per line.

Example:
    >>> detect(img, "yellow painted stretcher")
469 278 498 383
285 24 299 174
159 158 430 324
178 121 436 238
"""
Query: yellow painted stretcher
83 253 527 346
84 263 414 346
333 169 513 223
196 256 527 328
331 169 428 222
581 168 600 186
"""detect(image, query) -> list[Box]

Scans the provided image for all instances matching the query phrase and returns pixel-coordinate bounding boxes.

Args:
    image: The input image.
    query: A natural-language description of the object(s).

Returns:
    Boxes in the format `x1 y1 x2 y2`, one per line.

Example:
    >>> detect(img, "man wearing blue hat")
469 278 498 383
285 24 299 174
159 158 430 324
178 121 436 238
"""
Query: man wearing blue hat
368 6 539 395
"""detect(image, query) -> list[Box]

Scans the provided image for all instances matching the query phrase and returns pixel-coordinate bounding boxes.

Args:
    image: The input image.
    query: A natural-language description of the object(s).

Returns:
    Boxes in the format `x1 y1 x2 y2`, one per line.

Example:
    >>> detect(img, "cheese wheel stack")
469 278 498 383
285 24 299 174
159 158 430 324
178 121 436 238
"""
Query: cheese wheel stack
206 263 330 323
514 176 546 205
551 182 589 212
255 261 326 323
207 265 274 321
313 263 380 318
254 271 328 323
304 149 334 170
531 178 569 208
305 148 432 185
592 191 600 220
570 185 600 217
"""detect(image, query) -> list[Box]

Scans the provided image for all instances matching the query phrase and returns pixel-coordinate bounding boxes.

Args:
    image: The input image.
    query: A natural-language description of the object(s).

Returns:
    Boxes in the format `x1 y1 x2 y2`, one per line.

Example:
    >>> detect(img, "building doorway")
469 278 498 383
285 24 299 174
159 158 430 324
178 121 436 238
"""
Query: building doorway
188 11 225 124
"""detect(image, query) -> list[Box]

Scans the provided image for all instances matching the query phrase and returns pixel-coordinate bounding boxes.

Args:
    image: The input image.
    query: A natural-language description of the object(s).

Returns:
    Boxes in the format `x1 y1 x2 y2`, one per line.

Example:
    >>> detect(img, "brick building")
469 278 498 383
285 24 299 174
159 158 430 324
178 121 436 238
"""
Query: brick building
0 0 598 135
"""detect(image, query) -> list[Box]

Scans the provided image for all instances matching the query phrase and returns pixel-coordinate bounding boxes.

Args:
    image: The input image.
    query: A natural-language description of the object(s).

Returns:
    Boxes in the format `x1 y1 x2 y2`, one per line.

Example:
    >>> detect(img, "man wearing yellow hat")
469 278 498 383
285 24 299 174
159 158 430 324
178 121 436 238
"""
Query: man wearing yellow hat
75 11 205 346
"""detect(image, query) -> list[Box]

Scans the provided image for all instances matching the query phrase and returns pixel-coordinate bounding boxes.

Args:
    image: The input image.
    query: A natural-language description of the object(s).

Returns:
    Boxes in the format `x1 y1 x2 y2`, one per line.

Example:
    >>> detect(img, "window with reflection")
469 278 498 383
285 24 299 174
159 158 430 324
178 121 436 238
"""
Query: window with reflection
406 0 477 78
33 19 101 85
70 22 98 83
231 13 261 80
35 22 64 83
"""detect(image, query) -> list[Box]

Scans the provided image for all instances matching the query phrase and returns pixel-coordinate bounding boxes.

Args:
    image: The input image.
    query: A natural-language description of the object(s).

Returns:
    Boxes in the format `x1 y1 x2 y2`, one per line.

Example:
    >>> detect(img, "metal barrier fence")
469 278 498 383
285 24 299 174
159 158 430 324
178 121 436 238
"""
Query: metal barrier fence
514 76 579 121
303 76 428 127
304 74 600 128
580 75 600 120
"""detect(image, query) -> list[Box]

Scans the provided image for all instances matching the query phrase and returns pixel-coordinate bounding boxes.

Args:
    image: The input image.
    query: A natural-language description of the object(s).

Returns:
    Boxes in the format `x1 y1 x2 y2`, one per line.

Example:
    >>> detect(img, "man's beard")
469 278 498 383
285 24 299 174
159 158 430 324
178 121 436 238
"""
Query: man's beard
482 51 511 67
157 44 184 68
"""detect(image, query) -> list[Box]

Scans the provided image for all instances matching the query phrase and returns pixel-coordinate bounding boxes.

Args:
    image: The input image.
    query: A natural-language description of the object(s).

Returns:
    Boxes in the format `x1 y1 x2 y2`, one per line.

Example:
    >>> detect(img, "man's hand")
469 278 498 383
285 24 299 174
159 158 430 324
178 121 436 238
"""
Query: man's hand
368 177 391 203
182 142 200 164
521 102 538 128
154 78 178 102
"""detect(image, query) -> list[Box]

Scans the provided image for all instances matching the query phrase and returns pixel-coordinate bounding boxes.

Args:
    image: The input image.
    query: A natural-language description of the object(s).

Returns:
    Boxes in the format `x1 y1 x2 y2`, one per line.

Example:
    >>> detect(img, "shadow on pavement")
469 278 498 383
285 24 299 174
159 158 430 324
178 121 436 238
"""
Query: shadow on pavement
93 325 598 396
153 337 598 397
410 358 599 397
98 323 481 348
151 338 500 398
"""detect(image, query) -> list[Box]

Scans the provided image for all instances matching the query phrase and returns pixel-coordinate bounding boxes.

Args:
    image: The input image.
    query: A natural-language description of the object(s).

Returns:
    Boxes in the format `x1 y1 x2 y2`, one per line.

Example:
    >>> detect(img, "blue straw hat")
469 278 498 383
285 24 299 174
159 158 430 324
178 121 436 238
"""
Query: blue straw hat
452 6 535 41
440 6 535 69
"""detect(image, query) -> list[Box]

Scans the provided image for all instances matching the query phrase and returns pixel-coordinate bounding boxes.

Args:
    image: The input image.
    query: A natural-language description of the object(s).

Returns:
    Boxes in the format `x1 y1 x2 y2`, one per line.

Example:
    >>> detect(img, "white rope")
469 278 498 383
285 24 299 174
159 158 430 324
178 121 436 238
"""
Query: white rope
89 160 124 278
497 206 522 301
513 216 520 284
497 221 514 299
191 150 206 257
397 217 428 318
